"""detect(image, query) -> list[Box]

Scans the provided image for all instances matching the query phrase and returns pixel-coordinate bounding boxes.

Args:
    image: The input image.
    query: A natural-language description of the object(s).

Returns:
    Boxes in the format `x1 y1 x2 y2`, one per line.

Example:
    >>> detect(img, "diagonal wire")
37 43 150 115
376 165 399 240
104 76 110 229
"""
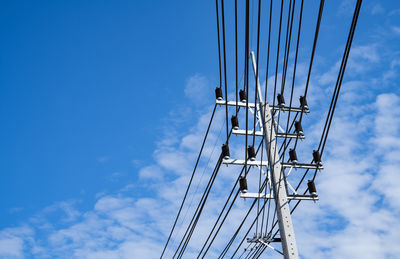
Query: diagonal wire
160 104 217 258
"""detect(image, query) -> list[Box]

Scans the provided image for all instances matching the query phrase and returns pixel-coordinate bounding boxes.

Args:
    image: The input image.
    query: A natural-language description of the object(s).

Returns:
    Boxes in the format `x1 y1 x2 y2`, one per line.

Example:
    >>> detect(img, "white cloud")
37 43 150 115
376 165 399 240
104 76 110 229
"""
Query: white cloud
2 82 400 258
392 26 400 35
371 4 384 15
184 74 211 105
138 165 164 180
290 92 400 258
97 156 109 163
338 0 357 16
0 238 23 258
0 226 33 258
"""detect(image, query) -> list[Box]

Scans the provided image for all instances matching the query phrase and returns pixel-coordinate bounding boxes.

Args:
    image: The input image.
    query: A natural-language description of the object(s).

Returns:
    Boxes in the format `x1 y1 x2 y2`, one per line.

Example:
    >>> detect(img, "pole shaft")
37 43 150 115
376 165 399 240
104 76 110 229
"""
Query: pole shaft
250 52 299 259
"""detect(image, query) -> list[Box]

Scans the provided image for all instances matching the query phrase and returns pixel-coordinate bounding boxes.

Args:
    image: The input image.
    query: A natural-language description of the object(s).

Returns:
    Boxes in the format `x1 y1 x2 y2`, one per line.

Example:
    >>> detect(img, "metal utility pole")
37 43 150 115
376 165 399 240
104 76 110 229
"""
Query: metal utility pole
250 52 298 259
216 50 322 258
217 49 323 258
162 0 361 257
217 50 320 258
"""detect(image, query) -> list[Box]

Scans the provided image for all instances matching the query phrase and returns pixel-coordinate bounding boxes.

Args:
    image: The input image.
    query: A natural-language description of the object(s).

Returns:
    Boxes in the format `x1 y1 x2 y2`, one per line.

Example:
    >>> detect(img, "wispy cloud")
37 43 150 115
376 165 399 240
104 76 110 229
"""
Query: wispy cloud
371 3 384 15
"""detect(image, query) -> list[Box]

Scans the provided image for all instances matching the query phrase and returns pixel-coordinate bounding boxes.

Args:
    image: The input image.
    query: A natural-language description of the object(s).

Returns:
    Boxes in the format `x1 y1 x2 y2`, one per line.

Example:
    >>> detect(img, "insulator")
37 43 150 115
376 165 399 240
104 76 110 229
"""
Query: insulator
239 89 247 102
307 180 317 197
312 150 322 166
239 176 248 193
294 121 303 135
247 145 256 161
222 144 230 160
277 94 285 106
289 149 298 163
215 87 223 100
299 96 308 109
231 115 239 130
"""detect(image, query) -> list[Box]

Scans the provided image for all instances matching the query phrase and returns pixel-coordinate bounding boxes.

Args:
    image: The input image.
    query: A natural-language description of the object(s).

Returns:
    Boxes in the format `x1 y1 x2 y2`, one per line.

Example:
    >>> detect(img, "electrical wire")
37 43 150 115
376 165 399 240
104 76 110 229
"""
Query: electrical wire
253 0 262 237
221 0 230 143
255 2 362 256
294 0 325 150
199 139 264 258
280 0 295 95
319 0 362 157
252 0 261 147
174 155 223 258
266 0 284 242
216 0 222 89
168 0 362 258
160 104 217 258
235 0 238 116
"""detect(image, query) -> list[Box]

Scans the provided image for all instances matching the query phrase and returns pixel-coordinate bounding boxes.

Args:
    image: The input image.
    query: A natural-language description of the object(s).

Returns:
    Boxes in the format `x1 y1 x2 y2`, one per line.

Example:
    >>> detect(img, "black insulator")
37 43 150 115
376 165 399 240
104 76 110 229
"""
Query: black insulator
312 150 322 166
307 180 317 197
289 149 298 163
247 145 256 161
231 115 239 130
222 144 230 160
215 87 223 100
299 96 308 109
239 176 248 193
277 94 285 106
239 89 247 102
294 121 303 135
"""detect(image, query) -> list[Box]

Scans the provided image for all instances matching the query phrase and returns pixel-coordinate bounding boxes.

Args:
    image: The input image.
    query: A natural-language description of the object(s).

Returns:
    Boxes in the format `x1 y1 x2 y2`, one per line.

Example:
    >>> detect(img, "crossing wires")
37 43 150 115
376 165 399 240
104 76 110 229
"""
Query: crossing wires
161 0 363 257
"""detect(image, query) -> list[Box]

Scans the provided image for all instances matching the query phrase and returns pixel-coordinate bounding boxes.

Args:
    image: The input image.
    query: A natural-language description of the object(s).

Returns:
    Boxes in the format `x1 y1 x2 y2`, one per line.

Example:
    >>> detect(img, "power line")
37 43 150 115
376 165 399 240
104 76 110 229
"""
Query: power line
294 0 325 150
280 0 295 95
319 0 362 157
174 155 223 258
166 0 363 257
160 104 217 258
199 139 264 258
252 0 261 147
221 0 230 143
235 0 239 115
216 0 222 89
244 0 250 184
253 3 363 256
253 0 262 237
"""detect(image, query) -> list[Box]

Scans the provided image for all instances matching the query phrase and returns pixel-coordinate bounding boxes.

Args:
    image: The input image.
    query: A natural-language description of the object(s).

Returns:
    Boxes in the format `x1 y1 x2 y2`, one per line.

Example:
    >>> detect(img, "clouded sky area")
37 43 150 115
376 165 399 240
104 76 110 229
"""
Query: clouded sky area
0 0 400 258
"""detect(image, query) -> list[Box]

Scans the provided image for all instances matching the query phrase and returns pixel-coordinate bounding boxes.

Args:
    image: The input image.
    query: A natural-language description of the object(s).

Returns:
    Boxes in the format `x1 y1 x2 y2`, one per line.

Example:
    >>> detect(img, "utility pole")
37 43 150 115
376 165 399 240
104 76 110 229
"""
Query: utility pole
217 51 322 258
250 52 298 259
163 0 361 257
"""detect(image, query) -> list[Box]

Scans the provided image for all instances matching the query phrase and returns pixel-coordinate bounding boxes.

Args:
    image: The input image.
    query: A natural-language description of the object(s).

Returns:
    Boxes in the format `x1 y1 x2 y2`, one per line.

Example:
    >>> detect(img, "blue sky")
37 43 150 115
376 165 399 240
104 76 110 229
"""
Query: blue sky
0 0 216 225
0 0 400 258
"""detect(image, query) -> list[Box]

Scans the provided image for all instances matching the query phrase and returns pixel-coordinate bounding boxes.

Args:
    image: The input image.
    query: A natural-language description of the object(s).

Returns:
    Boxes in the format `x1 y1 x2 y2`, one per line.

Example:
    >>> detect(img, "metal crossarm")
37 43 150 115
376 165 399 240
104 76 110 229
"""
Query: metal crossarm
240 192 319 201
247 237 282 243
281 162 323 170
232 129 305 139
232 129 264 136
216 99 310 113
222 159 268 167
